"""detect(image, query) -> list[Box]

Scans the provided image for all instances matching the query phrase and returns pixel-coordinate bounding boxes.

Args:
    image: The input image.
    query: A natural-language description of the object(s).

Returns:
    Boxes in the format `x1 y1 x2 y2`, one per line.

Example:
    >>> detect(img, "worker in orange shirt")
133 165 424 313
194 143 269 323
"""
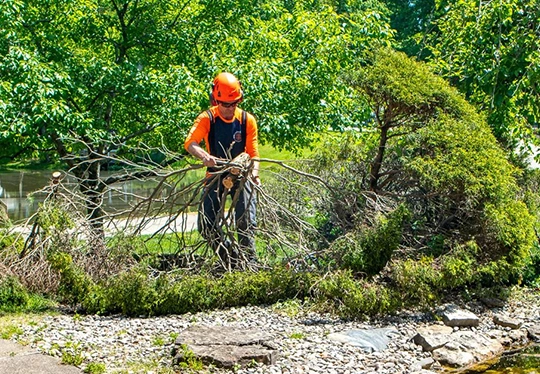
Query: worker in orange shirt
184 72 260 268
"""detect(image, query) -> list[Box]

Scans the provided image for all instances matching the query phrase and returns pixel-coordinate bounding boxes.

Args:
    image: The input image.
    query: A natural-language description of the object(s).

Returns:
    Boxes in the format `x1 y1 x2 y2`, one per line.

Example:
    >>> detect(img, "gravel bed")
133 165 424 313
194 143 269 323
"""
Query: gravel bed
13 291 540 374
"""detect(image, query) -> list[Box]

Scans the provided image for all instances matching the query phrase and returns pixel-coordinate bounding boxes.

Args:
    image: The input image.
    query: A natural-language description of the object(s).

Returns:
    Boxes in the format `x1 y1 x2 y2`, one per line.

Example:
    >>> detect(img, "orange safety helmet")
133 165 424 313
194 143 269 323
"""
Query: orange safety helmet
211 72 243 104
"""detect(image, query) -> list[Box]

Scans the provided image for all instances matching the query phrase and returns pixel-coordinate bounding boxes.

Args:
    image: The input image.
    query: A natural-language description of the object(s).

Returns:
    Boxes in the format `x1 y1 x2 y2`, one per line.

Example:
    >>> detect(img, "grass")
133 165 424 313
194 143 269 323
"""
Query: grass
0 324 23 339
0 313 49 341
83 362 106 374
258 143 310 161
289 331 306 339
271 299 304 317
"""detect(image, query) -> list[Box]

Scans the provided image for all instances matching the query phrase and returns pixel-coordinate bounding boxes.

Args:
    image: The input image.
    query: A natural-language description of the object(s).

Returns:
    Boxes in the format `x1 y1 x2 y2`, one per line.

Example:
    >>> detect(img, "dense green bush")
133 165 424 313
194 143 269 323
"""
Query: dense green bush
390 257 442 306
312 270 400 318
0 275 54 313
48 251 94 305
76 266 314 316
330 205 409 276
0 276 28 312
522 243 540 287
309 48 537 300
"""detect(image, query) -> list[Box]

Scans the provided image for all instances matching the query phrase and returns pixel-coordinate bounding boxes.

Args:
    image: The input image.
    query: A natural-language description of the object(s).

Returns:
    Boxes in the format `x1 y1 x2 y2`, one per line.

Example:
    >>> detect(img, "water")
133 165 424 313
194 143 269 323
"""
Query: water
0 169 169 222
459 344 540 373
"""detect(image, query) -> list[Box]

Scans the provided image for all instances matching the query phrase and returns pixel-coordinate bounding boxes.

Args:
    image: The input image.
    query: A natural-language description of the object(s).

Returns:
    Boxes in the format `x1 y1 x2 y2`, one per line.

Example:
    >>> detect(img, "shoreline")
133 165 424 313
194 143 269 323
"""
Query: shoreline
3 287 539 373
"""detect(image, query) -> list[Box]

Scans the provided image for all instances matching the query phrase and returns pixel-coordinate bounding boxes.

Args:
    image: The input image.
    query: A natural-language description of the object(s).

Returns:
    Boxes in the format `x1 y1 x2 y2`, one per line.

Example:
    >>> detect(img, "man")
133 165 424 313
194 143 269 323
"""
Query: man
184 72 260 268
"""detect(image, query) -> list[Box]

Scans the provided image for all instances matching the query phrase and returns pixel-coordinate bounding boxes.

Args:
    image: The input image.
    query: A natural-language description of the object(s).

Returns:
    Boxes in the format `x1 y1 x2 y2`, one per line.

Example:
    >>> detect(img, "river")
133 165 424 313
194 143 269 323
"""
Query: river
0 169 167 222
460 344 540 373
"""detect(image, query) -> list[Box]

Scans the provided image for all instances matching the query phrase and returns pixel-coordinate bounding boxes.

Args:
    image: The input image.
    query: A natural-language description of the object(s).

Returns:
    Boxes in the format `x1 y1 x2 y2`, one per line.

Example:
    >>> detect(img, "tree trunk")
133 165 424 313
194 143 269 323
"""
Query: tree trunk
78 161 106 254
370 124 389 192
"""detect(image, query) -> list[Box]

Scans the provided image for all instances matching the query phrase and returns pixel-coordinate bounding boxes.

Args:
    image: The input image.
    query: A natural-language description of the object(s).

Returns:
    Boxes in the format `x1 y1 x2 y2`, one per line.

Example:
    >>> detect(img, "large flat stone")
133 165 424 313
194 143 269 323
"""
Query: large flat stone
528 324 540 342
175 325 274 346
327 327 399 352
413 325 453 352
431 331 503 368
493 314 522 329
0 339 81 374
173 325 278 369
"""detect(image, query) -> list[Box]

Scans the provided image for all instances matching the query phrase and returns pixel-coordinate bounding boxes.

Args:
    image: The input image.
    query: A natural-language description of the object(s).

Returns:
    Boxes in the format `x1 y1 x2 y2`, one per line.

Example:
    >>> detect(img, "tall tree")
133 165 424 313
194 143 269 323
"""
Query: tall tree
345 47 466 192
0 0 202 244
425 0 540 150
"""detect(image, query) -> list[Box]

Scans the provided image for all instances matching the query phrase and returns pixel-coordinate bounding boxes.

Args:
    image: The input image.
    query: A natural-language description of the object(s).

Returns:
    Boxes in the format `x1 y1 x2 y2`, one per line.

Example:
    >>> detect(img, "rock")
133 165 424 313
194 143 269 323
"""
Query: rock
441 305 480 327
480 297 505 308
528 324 540 342
326 328 399 352
173 325 278 368
433 348 476 367
432 331 503 368
410 357 435 371
493 314 522 329
508 329 528 345
413 325 453 352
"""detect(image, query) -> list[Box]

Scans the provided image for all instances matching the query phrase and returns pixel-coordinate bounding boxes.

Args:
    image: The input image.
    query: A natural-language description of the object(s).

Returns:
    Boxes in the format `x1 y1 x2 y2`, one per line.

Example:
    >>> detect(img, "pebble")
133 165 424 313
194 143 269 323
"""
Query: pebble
11 291 540 374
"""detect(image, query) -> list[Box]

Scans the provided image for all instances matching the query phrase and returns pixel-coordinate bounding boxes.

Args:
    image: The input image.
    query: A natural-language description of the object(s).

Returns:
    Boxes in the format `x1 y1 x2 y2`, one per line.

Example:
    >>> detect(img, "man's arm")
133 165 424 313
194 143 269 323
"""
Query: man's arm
244 113 261 185
186 141 218 168
184 112 219 167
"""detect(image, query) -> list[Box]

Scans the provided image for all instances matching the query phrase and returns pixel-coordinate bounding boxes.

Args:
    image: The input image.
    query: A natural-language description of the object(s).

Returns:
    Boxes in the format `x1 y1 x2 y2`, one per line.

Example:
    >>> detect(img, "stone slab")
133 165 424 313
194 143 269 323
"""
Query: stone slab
0 339 81 374
173 325 278 369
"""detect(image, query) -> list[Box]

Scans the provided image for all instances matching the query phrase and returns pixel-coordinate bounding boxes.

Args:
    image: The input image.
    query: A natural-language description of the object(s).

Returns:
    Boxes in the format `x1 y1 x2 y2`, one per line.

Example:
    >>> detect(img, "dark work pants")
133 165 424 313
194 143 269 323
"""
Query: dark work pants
198 176 257 267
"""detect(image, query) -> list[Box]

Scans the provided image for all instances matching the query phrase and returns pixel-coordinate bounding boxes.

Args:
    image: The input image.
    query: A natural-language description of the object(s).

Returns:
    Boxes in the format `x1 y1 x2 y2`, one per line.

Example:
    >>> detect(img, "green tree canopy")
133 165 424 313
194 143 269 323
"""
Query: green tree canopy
425 0 540 149
0 0 394 165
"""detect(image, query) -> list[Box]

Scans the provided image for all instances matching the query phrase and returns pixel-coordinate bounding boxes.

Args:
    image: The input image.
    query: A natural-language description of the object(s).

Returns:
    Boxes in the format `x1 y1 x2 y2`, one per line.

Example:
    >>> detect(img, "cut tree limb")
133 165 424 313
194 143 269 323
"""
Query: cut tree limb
222 152 252 189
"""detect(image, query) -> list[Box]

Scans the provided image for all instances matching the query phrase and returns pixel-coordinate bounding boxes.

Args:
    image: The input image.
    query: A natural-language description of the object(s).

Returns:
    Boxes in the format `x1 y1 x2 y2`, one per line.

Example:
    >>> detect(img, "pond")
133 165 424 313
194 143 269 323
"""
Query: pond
458 344 540 373
0 169 179 222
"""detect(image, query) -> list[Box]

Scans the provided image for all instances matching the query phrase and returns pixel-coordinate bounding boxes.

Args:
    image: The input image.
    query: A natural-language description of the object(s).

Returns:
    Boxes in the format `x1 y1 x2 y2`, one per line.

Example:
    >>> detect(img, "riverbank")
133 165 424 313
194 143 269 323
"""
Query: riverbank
1 287 539 374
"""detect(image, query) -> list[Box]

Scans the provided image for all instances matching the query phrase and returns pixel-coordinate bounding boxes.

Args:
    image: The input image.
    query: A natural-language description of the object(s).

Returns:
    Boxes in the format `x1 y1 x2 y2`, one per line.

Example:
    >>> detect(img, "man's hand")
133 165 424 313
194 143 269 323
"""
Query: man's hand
186 142 218 167
202 154 218 167
252 175 262 186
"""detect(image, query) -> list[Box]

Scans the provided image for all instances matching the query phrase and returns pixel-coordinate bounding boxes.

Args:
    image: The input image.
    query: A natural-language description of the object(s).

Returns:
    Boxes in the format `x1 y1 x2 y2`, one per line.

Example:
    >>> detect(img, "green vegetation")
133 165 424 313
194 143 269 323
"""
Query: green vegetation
289 332 306 339
60 341 85 366
1 0 540 334
0 323 23 339
0 276 55 314
176 344 204 371
83 362 107 374
2 6 540 374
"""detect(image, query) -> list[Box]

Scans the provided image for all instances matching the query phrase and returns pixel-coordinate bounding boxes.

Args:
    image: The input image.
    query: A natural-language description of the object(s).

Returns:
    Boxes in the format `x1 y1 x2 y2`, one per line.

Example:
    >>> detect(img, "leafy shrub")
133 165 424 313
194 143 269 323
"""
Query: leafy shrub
482 201 535 268
439 242 477 288
0 276 29 312
331 205 409 276
79 267 314 316
94 267 158 316
0 275 55 313
48 251 94 304
312 270 400 318
390 256 442 306
522 243 540 287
